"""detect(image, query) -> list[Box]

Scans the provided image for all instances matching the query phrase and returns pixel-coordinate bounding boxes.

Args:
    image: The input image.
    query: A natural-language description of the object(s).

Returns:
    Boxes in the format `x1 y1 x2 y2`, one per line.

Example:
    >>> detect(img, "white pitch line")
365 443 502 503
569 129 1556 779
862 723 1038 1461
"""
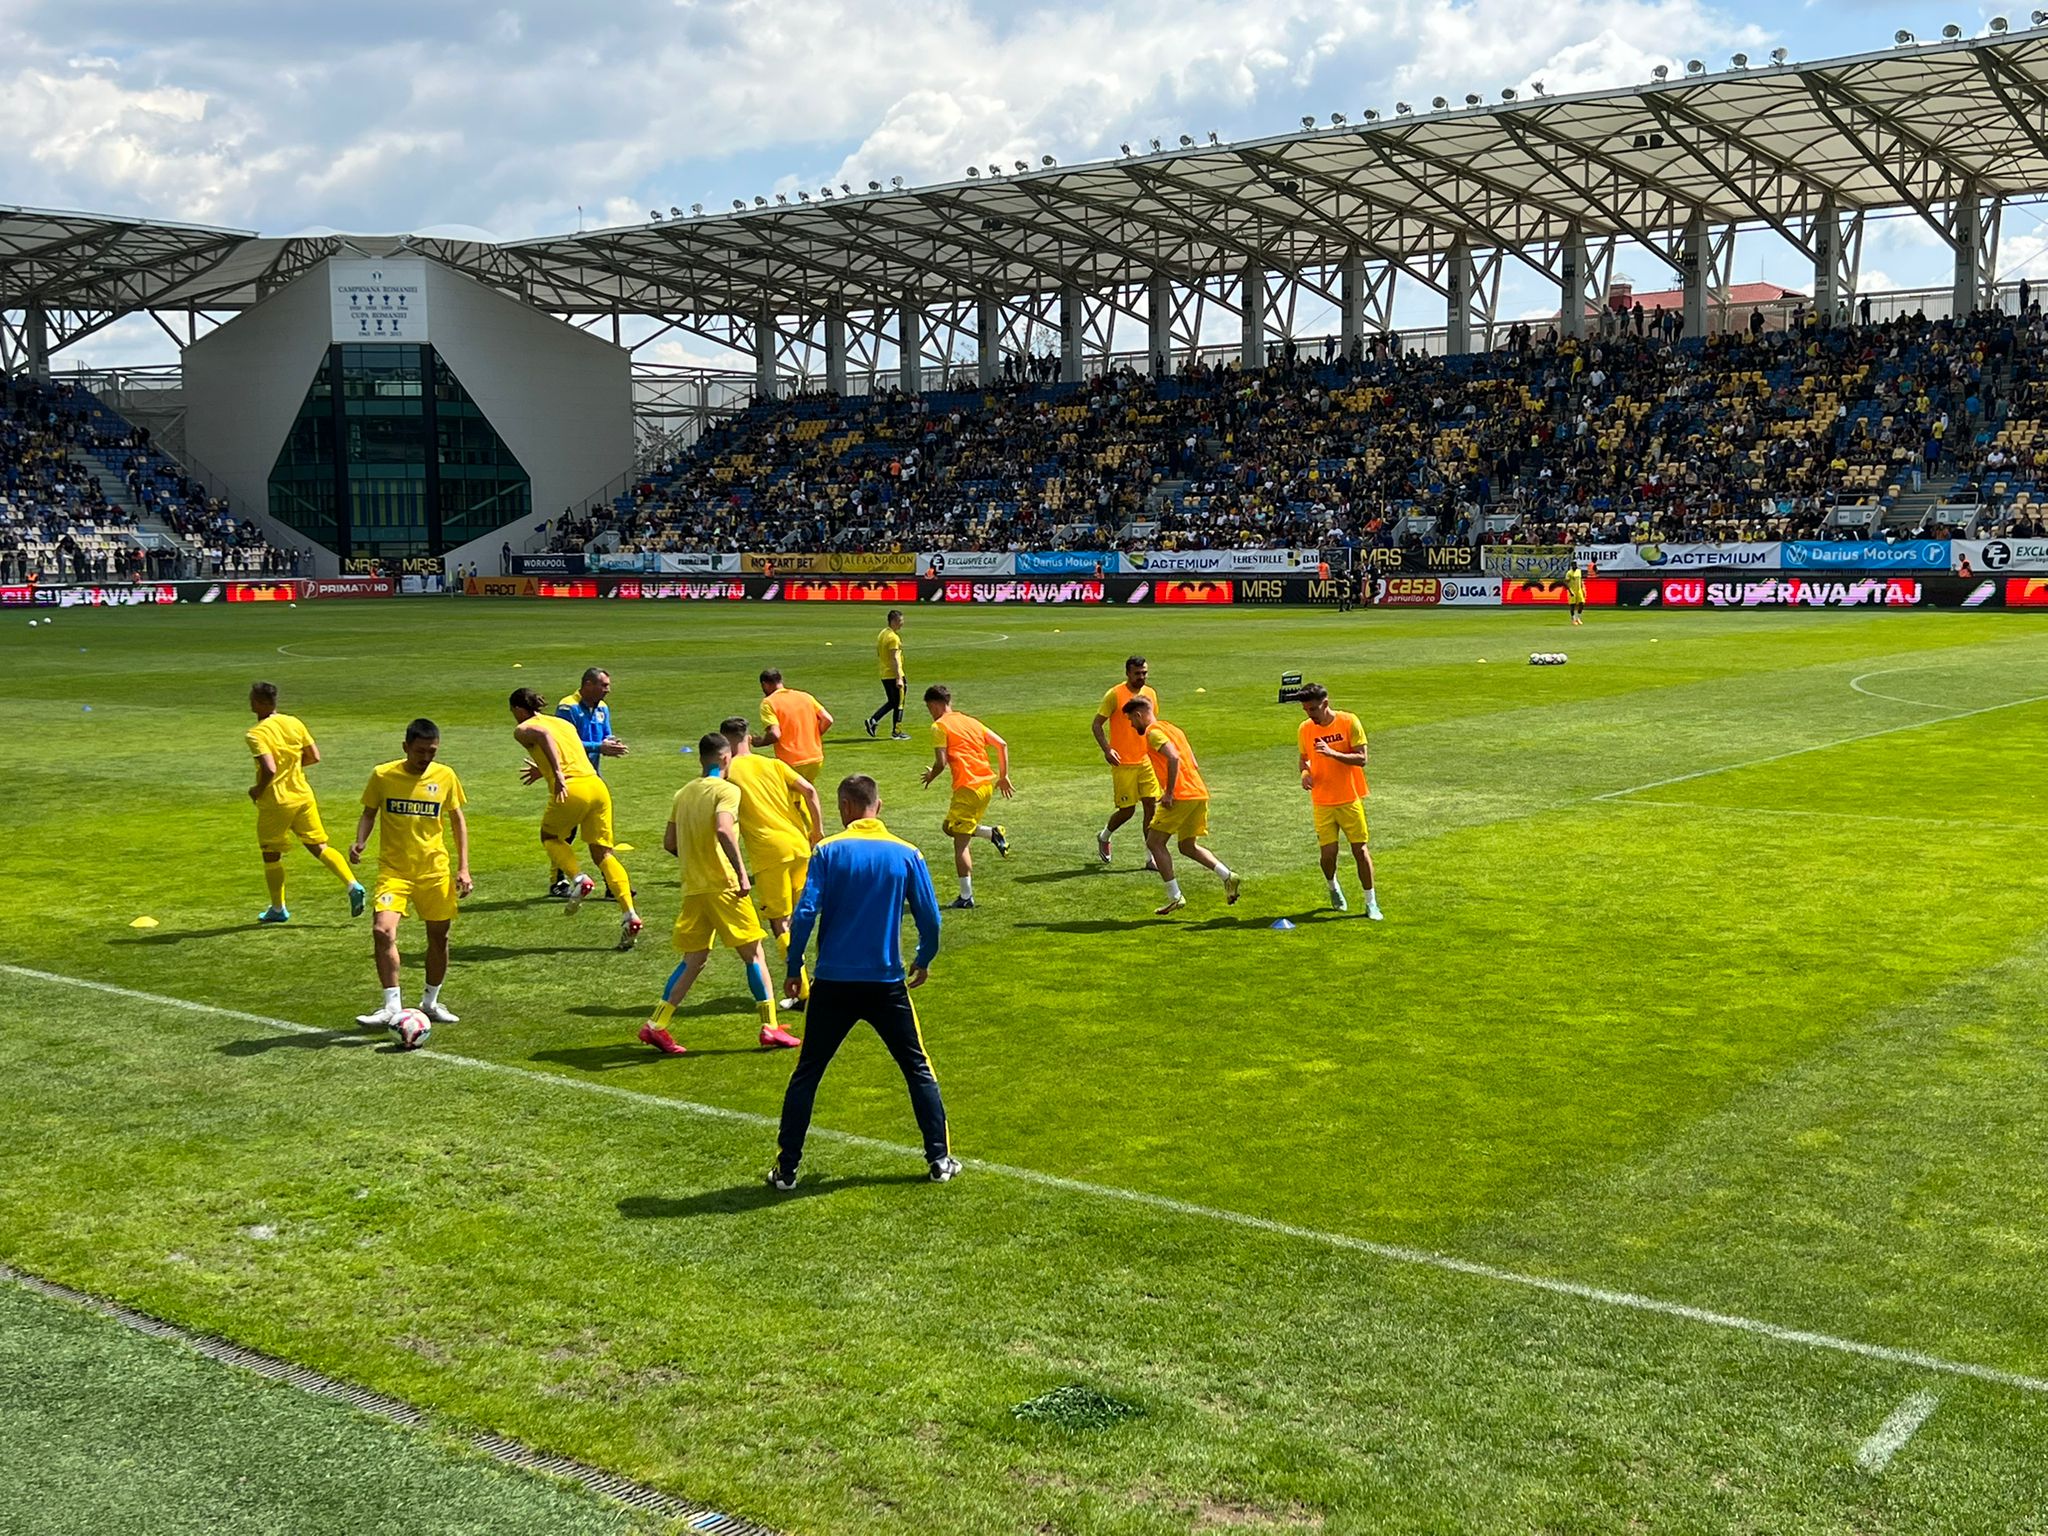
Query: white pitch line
1609 800 2048 833
1847 668 1957 711
1595 690 2048 802
1855 1390 1940 1473
5 965 2047 1398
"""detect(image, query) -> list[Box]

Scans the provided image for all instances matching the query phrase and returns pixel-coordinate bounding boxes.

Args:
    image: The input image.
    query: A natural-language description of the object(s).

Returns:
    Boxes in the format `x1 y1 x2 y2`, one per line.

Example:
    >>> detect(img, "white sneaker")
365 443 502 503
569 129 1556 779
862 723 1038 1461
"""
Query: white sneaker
355 1003 400 1028
420 1000 460 1024
1329 887 1349 913
1366 902 1384 922
564 873 596 914
778 995 804 1011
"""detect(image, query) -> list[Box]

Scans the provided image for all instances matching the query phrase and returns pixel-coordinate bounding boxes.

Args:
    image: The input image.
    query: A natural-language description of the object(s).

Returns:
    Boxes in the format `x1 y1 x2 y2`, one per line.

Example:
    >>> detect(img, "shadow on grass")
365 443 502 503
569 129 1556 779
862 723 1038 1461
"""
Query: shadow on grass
1014 917 1175 934
458 944 622 962
453 898 556 915
1014 866 1148 886
113 924 308 946
617 1172 930 1219
529 1040 770 1071
217 1029 381 1056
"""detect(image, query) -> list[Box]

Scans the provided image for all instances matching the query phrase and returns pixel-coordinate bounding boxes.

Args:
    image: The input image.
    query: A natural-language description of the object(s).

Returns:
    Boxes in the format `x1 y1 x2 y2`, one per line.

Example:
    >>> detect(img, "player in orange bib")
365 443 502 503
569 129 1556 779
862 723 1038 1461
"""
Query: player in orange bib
1295 682 1380 918
756 668 833 782
1121 695 1239 916
919 684 1012 908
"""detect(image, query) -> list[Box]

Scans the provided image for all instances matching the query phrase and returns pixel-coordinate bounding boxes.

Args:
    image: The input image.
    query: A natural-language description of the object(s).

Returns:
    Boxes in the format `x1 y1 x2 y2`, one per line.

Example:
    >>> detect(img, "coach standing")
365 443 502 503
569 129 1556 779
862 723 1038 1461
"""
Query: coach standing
769 773 958 1189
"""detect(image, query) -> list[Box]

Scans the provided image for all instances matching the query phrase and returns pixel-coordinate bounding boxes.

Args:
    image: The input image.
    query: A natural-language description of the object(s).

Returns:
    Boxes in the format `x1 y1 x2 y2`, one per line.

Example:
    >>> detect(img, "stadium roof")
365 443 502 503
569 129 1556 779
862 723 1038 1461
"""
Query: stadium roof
6 28 2048 335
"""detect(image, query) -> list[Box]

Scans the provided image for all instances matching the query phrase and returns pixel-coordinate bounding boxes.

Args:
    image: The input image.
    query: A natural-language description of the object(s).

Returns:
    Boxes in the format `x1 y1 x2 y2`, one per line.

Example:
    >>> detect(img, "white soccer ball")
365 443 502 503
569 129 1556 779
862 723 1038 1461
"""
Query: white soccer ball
389 1007 432 1050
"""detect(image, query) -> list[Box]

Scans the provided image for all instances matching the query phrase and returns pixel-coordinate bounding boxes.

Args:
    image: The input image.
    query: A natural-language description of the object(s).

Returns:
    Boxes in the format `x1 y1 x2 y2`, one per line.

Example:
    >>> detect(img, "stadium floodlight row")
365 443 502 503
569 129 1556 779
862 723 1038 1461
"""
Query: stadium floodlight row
4 28 2048 384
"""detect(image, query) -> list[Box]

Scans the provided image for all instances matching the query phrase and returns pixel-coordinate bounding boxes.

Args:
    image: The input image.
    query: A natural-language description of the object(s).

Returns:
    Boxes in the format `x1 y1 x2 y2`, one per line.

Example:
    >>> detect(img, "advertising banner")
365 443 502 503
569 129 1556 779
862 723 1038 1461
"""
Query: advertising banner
1482 544 1575 578
1360 545 1481 575
1502 576 1620 606
304 576 394 599
1651 576 1930 608
933 579 1107 604
2003 575 2048 607
1151 578 1236 604
510 553 588 576
221 581 304 602
329 258 429 343
1576 542 1782 572
1125 549 1319 574
609 579 749 601
2 582 179 607
742 552 916 575
918 550 1015 576
1374 576 1444 607
464 576 599 598
653 552 744 575
1016 552 1118 576
1781 540 1949 571
590 552 653 573
782 578 920 602
1951 537 2048 573
1439 576 1502 606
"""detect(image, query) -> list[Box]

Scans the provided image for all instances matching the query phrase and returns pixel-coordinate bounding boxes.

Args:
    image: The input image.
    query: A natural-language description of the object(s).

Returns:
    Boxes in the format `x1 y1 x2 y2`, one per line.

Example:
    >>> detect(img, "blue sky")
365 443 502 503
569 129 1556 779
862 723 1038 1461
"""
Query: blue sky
5 1 2036 367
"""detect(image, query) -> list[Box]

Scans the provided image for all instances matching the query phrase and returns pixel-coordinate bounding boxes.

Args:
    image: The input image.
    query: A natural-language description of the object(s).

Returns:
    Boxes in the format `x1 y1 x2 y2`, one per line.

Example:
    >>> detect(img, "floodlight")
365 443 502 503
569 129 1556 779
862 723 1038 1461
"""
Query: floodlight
1731 51 1748 66
1302 115 1317 128
1330 112 1346 125
1942 22 1962 38
1431 96 1447 109
797 190 809 201
1181 133 1195 145
1653 63 1669 80
733 199 746 210
1464 92 1481 105
819 187 832 198
1041 155 1055 166
1363 108 1379 121
840 183 853 194
1531 81 1545 95
670 205 683 216
648 210 661 220
966 166 979 177
1500 88 1516 100
1770 47 1788 63
1894 29 1914 43
691 203 703 215
1989 17 2009 32
1395 101 1413 114
1121 142 1133 155
754 195 767 206
2033 10 2045 25
1015 159 1029 171
867 180 881 191
774 193 787 204
1151 138 1162 150
1686 58 1705 73
891 175 904 187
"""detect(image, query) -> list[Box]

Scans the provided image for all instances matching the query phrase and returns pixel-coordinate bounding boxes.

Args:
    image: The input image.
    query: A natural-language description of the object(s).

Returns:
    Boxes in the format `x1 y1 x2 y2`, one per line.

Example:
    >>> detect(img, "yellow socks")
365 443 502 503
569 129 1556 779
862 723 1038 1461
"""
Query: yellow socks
756 999 778 1029
598 853 634 910
315 845 355 886
647 1001 676 1029
543 837 580 879
263 860 287 906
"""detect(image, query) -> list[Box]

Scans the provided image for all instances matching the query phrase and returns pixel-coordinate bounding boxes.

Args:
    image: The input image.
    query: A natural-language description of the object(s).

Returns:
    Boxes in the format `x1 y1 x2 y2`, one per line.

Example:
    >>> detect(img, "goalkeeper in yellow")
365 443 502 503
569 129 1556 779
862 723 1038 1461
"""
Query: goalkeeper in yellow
1121 696 1239 916
245 680 365 924
509 687 642 949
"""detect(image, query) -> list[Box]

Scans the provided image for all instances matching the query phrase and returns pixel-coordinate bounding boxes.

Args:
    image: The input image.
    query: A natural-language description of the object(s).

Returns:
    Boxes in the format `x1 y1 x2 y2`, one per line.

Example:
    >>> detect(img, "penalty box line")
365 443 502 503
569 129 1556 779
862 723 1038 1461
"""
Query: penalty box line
1594 690 2048 804
7 962 2048 1400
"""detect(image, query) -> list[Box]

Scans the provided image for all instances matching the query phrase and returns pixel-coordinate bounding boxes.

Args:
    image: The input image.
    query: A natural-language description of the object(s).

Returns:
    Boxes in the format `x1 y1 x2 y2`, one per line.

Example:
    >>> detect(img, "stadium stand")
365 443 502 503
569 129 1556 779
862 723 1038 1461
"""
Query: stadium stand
0 379 299 582
543 308 2045 561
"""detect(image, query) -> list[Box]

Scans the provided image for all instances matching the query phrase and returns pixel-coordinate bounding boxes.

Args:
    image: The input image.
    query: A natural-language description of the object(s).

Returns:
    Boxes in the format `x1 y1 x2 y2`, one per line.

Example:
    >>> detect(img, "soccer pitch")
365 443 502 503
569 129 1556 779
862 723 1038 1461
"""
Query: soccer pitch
3 599 2047 1534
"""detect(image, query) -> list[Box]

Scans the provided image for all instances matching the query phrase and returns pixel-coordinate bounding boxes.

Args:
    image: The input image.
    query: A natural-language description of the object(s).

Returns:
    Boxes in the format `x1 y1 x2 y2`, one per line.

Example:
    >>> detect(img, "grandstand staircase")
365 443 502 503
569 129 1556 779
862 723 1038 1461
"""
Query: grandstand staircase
64 445 191 556
1874 472 1965 536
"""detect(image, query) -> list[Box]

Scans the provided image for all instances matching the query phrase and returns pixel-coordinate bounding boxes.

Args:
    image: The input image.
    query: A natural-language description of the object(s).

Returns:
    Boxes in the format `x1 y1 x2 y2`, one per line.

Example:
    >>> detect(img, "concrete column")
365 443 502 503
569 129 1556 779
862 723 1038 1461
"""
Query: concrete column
1240 264 1266 368
1812 192 1838 322
1559 224 1587 340
754 304 778 400
897 302 922 395
1059 283 1085 383
1445 237 1472 356
976 297 1000 388
25 301 50 382
1953 182 1983 318
824 313 848 396
1681 210 1709 339
1339 249 1365 359
1147 272 1173 375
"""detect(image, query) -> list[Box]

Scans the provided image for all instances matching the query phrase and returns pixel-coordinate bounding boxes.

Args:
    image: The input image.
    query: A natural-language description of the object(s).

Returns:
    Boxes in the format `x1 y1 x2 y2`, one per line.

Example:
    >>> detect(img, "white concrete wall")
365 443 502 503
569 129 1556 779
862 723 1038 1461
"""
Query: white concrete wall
181 270 335 572
181 257 632 574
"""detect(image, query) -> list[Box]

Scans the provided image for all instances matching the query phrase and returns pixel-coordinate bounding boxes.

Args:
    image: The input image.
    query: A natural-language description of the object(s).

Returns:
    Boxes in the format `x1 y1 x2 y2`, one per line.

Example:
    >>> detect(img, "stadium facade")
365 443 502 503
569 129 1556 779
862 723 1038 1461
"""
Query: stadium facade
5 28 2048 571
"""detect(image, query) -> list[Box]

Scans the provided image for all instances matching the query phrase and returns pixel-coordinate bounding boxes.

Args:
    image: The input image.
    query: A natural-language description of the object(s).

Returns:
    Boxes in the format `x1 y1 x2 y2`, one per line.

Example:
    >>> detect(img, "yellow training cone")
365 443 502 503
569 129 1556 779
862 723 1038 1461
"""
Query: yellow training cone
614 843 636 852
129 916 159 928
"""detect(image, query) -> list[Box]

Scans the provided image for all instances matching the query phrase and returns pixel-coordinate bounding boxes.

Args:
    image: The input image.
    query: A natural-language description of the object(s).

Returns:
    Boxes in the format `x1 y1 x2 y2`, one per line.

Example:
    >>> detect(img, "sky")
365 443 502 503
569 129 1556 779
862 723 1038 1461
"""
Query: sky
6 0 2042 370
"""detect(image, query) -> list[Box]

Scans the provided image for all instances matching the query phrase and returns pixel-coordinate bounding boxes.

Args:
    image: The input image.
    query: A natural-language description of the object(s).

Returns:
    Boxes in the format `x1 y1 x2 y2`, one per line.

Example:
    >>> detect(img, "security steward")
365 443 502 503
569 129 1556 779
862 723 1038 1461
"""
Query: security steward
769 773 958 1189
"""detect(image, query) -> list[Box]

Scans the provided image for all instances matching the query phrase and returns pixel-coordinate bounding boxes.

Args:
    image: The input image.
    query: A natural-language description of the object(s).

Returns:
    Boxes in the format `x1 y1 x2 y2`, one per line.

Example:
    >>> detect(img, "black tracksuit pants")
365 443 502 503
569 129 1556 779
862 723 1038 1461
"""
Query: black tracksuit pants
867 678 904 729
776 978 949 1172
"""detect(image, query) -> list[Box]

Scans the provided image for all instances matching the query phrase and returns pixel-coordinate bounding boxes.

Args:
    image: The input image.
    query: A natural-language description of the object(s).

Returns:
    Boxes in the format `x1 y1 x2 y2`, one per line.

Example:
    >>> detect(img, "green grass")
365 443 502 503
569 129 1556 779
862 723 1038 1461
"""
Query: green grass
3 599 2048 1533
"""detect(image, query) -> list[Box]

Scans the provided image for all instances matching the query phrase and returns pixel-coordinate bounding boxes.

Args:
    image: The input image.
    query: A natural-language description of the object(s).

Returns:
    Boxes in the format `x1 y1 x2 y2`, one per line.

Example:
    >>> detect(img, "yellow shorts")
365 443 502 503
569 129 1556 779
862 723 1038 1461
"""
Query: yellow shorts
1312 799 1370 847
673 890 766 952
1111 761 1162 809
943 782 995 836
784 758 824 785
256 796 329 853
541 777 615 847
1151 797 1210 840
372 873 458 923
751 857 810 922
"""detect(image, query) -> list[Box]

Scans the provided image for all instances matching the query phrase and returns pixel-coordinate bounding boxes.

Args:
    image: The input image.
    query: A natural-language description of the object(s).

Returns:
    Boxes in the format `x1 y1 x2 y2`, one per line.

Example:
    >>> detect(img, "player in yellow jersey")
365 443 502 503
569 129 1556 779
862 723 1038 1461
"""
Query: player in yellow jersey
864 608 911 740
1565 562 1588 625
245 681 365 924
640 732 797 1056
1296 682 1381 919
510 687 642 949
1121 696 1239 916
1090 655 1159 869
718 716 824 1020
348 718 471 1029
919 684 1012 908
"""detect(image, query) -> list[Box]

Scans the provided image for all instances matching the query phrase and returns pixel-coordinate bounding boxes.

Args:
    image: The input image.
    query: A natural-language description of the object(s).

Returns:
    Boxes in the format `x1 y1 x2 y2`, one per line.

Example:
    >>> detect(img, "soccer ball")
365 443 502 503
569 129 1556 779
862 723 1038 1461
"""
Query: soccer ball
389 1008 432 1050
